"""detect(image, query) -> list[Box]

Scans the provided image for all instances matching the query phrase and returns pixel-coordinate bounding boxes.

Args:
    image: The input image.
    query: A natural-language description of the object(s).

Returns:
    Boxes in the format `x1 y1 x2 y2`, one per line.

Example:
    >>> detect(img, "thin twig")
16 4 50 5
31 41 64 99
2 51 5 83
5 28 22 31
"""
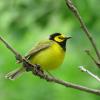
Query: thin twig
85 50 100 68
79 66 100 82
1 35 100 95
65 0 100 61
0 36 23 62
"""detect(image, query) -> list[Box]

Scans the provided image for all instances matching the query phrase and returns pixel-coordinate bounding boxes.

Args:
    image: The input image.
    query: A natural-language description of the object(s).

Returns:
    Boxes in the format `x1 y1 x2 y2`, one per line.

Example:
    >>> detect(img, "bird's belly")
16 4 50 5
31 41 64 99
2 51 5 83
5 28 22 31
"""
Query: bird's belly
30 44 65 70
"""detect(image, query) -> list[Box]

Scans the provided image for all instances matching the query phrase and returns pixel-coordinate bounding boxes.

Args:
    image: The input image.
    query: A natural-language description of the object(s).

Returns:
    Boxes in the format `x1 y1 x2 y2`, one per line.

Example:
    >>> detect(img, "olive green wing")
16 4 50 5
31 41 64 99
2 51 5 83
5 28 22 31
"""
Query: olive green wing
25 40 53 59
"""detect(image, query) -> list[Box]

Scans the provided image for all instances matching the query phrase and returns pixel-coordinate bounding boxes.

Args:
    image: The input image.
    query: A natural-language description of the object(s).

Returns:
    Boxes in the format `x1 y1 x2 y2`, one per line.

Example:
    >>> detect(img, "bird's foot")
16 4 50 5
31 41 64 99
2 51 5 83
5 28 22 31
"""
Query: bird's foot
33 64 44 76
23 61 46 78
23 60 33 72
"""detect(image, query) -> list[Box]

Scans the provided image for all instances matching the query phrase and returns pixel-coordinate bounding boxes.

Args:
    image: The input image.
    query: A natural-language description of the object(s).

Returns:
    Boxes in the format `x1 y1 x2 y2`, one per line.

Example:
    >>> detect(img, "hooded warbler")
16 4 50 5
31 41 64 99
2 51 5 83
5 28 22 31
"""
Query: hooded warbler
5 33 71 80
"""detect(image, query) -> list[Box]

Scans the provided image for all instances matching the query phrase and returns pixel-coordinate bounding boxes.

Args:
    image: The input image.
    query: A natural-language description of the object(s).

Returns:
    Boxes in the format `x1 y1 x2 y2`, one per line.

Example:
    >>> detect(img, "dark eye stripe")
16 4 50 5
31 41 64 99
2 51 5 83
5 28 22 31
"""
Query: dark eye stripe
58 36 64 39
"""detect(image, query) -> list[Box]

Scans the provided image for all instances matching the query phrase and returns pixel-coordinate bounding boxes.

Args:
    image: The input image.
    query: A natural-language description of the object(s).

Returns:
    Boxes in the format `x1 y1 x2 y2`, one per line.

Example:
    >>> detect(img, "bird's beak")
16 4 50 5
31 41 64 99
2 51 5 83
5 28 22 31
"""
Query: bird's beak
65 36 72 40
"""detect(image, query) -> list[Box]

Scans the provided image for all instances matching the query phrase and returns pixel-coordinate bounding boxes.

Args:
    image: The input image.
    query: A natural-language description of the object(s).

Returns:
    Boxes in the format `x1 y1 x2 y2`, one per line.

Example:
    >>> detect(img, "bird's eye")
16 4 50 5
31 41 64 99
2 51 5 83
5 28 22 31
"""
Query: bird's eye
54 36 64 42
58 36 64 39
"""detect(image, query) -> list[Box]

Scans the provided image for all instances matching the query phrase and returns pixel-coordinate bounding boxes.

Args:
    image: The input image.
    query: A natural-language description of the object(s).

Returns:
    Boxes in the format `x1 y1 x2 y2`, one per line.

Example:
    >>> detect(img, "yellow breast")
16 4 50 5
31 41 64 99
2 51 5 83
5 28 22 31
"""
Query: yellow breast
30 42 65 70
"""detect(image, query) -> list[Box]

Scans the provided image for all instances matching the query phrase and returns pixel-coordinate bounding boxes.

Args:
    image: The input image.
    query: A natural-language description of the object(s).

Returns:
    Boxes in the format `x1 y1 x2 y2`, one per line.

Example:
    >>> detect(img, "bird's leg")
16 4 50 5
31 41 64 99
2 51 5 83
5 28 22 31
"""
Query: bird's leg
23 61 48 79
33 65 51 80
23 60 33 72
23 59 44 75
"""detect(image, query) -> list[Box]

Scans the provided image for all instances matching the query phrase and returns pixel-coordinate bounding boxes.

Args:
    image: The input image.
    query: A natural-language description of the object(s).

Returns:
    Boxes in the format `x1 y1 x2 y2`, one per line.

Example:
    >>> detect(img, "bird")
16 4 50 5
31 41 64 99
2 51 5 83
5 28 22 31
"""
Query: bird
5 33 71 80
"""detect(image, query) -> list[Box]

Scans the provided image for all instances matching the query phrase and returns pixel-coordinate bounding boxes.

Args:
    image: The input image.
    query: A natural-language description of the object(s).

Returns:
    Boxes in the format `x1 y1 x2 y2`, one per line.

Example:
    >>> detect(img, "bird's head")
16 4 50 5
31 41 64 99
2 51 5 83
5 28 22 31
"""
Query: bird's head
49 33 71 51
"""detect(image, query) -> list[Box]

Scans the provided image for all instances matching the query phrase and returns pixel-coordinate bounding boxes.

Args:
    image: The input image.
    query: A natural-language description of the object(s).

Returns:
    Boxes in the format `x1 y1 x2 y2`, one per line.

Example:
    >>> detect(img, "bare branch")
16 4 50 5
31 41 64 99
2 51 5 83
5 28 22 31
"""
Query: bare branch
79 66 100 82
65 0 100 61
32 67 100 95
0 36 23 62
85 50 100 68
0 35 100 95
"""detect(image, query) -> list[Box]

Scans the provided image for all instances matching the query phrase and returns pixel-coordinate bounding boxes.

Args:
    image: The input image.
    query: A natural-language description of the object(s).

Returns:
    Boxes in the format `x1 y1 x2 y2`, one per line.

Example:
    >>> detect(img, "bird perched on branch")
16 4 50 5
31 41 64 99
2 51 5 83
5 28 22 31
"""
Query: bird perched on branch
5 33 71 80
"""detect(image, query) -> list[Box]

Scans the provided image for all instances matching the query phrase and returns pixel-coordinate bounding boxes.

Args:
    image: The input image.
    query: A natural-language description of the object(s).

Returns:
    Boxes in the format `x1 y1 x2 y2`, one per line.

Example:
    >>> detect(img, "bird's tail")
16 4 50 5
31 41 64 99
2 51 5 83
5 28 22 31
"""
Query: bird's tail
5 67 26 80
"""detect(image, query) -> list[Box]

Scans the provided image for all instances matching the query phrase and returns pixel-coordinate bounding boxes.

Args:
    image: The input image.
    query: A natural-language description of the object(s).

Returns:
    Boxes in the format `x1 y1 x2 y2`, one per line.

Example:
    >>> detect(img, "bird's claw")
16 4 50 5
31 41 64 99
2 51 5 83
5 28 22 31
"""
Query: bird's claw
33 64 44 75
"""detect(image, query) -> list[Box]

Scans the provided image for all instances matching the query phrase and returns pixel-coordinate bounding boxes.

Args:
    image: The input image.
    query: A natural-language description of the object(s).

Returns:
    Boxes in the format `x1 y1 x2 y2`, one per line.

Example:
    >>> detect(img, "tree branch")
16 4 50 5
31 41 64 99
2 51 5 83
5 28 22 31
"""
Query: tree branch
65 0 100 61
79 66 100 82
85 50 100 68
0 36 23 62
1 35 100 95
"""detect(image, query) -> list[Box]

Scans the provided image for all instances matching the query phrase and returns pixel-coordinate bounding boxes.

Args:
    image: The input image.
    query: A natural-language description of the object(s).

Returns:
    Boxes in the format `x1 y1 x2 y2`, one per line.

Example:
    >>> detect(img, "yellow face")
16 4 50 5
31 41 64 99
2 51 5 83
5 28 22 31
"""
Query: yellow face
54 34 66 42
49 33 71 51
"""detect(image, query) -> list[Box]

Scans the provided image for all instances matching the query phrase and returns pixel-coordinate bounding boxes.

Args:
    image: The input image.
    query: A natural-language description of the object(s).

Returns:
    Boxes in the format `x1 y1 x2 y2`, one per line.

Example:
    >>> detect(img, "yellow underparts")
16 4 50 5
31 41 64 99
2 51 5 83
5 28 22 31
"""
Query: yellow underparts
29 41 65 70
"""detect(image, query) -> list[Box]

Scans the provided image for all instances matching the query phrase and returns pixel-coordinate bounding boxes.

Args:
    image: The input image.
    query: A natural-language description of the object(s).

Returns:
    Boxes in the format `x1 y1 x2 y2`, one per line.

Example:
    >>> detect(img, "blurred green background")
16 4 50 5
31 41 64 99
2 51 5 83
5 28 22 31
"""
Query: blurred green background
0 0 100 100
